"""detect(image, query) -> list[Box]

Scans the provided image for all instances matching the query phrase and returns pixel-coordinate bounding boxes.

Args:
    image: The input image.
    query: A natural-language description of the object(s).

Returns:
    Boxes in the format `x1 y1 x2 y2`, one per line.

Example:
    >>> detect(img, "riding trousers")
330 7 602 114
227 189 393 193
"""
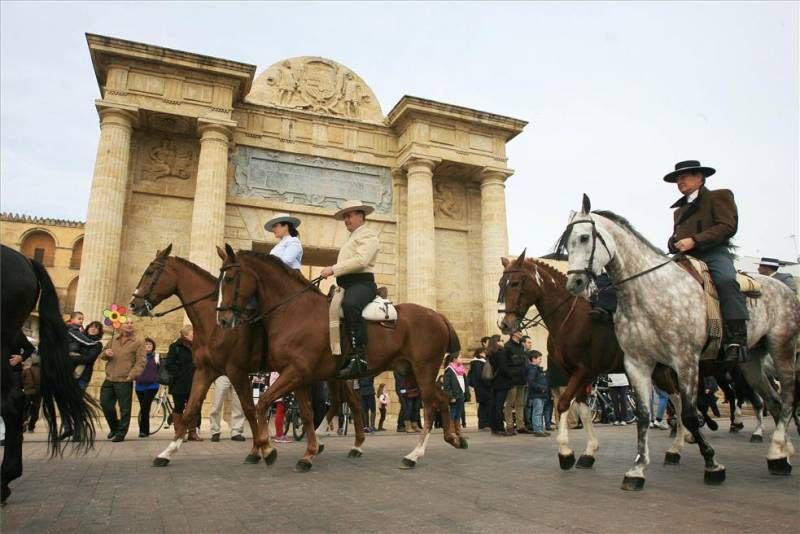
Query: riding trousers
337 273 377 347
691 246 749 321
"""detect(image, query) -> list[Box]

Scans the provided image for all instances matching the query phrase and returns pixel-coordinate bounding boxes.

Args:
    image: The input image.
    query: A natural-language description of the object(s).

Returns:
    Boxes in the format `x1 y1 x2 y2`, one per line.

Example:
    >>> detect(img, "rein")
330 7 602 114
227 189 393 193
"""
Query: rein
131 259 219 318
498 268 576 332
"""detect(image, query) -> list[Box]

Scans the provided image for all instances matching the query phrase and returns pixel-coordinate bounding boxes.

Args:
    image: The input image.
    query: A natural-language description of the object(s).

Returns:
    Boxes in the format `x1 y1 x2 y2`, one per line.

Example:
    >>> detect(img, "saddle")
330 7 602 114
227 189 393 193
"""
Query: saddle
676 256 761 360
327 286 398 356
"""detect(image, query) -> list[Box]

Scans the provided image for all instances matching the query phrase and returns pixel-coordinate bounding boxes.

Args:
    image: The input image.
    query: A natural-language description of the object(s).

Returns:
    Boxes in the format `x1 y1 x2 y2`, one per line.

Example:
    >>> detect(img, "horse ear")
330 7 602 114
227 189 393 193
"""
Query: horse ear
157 243 172 258
516 248 527 264
224 243 236 260
501 257 510 268
581 194 591 214
216 246 227 261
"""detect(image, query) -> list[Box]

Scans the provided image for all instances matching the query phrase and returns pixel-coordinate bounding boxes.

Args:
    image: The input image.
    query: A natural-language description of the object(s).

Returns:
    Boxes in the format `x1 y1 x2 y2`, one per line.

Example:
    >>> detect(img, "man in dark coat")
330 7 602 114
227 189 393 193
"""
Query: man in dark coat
467 348 492 430
489 337 513 435
664 160 748 362
757 257 797 294
502 331 528 434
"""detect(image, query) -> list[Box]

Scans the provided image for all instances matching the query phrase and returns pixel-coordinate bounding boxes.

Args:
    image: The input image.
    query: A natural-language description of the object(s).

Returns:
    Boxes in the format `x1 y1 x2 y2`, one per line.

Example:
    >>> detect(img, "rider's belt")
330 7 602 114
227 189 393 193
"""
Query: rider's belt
336 273 375 288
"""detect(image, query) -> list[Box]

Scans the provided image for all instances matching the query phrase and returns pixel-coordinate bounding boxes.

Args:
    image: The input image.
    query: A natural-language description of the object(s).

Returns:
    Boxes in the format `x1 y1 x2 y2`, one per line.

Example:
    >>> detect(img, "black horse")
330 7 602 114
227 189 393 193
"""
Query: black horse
1 245 96 504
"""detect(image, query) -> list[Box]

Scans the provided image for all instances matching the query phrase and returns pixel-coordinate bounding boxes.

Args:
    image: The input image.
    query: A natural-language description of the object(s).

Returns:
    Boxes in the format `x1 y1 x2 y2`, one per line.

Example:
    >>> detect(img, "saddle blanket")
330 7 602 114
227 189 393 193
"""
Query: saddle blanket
328 287 398 356
679 256 761 360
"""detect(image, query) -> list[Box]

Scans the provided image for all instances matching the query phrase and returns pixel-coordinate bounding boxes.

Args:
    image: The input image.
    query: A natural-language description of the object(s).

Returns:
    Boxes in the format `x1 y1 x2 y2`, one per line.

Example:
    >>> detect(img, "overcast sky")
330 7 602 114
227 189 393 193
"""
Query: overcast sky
2 1 798 261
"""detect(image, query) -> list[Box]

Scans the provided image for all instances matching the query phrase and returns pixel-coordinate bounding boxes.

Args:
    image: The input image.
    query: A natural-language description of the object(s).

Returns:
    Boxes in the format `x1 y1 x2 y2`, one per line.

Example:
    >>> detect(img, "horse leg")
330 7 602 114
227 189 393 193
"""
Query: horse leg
401 391 436 469
575 401 599 469
621 358 655 491
154 367 217 467
228 372 261 464
252 370 303 466
342 381 366 458
556 366 590 470
762 339 797 475
0 392 25 504
555 410 574 469
664 393 686 465
293 385 321 472
676 364 726 485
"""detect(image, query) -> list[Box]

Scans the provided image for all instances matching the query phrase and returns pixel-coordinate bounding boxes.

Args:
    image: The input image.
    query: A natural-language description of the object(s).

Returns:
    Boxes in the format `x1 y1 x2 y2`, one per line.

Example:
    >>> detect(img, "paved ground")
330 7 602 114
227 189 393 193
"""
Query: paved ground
1 416 798 533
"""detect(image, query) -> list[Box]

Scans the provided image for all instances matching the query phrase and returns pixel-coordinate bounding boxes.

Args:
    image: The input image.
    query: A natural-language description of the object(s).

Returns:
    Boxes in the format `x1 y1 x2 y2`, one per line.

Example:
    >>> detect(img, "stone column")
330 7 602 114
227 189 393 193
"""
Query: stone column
75 102 138 321
480 167 512 336
402 156 439 309
188 119 234 273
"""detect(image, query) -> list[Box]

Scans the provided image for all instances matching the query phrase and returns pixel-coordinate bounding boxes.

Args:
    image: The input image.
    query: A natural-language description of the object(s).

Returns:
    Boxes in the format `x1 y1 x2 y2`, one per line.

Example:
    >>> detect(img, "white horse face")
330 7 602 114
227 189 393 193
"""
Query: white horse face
564 212 615 295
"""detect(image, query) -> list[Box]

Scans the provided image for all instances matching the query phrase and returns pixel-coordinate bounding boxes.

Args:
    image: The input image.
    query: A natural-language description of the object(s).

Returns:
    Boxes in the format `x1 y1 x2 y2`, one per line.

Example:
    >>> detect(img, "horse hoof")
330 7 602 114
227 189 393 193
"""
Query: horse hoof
558 452 576 470
317 443 325 455
153 457 170 467
347 449 363 458
621 476 645 491
704 467 726 485
1 485 10 505
400 458 416 469
767 458 792 476
459 437 469 450
749 434 764 443
295 459 313 473
707 419 719 431
243 453 261 464
664 452 681 465
264 448 278 466
729 423 744 433
576 455 595 469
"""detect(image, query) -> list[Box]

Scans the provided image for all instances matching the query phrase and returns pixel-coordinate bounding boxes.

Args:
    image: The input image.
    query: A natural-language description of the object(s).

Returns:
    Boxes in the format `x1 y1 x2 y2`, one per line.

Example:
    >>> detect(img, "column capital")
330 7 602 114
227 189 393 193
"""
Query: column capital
391 167 406 181
479 166 514 184
95 100 139 128
399 154 441 172
197 117 237 141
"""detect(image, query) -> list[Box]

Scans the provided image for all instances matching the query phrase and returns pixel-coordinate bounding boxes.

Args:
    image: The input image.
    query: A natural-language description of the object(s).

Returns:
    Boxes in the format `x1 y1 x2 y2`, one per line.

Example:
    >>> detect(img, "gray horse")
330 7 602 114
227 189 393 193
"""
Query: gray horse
561 195 798 490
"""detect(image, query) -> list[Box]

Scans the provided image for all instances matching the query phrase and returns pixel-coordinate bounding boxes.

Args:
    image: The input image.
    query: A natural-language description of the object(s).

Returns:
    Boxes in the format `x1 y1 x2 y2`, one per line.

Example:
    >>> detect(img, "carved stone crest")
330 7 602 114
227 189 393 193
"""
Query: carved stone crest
246 57 383 123
434 180 465 221
140 138 195 181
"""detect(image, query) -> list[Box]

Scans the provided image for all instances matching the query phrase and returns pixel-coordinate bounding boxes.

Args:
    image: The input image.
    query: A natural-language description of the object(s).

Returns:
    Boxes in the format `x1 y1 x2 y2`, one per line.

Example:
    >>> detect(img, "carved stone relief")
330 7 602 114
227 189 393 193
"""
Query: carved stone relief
138 137 196 181
232 146 392 213
434 179 466 222
246 57 383 123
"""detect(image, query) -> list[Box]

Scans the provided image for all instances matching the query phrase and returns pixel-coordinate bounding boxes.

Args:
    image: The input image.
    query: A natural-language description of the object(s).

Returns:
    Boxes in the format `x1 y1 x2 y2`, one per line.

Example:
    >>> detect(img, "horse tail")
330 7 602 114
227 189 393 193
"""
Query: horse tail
29 259 96 456
438 313 461 355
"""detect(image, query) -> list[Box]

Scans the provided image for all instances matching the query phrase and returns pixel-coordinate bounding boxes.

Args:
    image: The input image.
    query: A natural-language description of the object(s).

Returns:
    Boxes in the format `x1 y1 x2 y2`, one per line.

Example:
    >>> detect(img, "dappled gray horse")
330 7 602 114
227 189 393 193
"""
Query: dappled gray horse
561 195 799 490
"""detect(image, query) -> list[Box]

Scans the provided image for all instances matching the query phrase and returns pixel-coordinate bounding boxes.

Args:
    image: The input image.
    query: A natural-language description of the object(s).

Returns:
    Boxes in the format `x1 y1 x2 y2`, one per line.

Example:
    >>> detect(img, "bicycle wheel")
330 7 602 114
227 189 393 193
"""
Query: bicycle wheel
342 401 351 436
292 409 305 441
585 395 602 424
148 397 167 436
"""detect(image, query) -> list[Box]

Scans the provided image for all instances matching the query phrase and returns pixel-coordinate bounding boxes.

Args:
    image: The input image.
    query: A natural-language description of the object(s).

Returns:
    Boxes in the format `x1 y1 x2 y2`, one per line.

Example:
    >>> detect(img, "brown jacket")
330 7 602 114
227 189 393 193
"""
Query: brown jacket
668 186 738 253
101 334 147 382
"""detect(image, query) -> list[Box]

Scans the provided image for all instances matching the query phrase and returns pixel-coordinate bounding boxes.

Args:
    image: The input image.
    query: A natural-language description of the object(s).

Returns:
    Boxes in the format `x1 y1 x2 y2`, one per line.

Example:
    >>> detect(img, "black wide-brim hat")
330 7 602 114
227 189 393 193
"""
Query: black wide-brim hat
663 160 716 183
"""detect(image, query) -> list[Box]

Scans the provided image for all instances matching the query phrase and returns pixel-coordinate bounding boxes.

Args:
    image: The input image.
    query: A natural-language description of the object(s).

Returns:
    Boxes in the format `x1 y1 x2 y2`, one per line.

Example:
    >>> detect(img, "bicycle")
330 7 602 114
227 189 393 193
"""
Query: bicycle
585 376 637 425
282 392 306 441
147 385 175 436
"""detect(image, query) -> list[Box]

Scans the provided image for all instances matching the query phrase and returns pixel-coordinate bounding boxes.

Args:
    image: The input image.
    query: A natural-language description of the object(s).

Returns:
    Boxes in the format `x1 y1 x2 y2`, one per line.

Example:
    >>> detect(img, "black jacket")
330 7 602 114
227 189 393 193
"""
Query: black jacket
67 326 103 383
467 358 492 403
505 340 528 386
489 349 512 391
526 363 549 399
165 340 195 396
443 367 470 403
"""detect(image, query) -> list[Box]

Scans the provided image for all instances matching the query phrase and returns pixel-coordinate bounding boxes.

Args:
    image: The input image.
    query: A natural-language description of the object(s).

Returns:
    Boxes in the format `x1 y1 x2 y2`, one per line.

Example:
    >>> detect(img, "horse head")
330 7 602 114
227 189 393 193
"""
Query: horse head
130 244 175 316
497 249 540 333
215 243 259 329
563 194 615 295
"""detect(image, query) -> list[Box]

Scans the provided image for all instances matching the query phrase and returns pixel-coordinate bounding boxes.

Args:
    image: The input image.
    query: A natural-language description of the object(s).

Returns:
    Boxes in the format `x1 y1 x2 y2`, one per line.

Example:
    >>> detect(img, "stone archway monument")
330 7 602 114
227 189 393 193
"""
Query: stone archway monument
77 34 527 347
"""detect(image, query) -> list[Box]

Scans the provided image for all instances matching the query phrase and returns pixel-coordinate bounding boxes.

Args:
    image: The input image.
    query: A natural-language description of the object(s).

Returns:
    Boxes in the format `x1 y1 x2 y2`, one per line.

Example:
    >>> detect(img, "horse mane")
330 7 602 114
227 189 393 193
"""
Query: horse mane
237 250 323 295
592 210 665 256
523 258 567 285
170 256 217 284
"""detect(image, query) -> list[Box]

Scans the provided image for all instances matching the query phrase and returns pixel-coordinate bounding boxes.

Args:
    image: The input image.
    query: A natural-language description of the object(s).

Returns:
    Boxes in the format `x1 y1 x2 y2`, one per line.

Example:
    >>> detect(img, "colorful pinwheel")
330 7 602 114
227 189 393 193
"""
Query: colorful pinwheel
103 304 128 330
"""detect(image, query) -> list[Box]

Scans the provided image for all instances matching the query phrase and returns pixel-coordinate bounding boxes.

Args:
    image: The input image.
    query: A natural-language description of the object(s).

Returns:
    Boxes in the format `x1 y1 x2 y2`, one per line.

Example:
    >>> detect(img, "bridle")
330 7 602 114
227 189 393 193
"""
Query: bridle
216 261 322 326
564 216 613 282
498 267 576 332
131 259 218 318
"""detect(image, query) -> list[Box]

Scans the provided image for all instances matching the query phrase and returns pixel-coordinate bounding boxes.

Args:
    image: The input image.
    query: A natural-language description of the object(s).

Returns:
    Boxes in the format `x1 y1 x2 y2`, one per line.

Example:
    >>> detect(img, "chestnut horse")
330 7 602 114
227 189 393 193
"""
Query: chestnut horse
216 245 465 471
129 245 364 467
498 251 687 470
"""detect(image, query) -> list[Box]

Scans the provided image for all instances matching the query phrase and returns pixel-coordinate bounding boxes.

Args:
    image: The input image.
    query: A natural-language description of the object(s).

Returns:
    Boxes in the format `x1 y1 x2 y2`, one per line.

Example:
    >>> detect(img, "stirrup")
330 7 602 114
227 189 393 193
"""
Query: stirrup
721 343 747 363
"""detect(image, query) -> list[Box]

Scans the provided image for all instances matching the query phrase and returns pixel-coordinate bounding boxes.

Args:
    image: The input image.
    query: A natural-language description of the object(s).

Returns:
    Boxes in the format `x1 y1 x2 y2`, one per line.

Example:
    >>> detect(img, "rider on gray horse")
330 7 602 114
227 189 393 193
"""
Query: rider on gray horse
320 200 380 379
664 160 749 363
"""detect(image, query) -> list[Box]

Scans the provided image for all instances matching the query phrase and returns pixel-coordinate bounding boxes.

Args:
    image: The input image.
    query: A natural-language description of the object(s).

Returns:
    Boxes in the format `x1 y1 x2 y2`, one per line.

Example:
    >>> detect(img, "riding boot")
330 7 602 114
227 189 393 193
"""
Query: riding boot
337 336 367 379
721 319 748 363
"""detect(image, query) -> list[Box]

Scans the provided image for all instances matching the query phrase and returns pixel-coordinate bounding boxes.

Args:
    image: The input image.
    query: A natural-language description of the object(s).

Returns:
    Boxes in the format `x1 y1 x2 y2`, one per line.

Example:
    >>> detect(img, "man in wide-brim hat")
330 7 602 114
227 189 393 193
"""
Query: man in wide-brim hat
756 257 797 294
664 160 749 362
320 200 379 378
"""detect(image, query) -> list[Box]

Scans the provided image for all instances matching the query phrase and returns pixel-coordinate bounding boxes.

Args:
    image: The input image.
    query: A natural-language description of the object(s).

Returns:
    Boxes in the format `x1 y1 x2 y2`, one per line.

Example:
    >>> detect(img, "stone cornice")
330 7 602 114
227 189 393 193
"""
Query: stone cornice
87 33 256 100
1 212 85 228
386 96 528 141
399 153 441 171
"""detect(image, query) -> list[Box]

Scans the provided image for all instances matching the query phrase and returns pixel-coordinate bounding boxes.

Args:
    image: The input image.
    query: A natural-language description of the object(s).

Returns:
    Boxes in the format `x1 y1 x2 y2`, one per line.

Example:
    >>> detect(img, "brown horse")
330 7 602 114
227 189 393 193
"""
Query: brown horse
129 246 364 467
216 244 465 470
497 251 686 469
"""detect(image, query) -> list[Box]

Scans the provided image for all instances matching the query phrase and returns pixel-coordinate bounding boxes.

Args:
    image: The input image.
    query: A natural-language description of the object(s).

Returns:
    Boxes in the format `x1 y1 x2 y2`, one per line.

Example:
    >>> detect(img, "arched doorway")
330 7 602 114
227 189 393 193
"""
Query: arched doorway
20 230 56 266
71 236 84 269
64 276 79 315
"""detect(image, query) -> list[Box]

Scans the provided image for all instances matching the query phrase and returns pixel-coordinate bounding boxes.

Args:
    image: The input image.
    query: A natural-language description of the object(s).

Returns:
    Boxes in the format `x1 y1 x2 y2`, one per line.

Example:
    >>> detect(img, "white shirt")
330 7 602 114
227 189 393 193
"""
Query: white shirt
270 236 303 269
686 189 700 203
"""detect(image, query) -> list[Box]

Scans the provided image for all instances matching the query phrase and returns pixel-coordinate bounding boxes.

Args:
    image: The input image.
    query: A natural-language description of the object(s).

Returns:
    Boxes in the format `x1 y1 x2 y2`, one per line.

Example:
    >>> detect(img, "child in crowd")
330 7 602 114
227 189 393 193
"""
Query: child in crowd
526 351 550 437
376 383 389 431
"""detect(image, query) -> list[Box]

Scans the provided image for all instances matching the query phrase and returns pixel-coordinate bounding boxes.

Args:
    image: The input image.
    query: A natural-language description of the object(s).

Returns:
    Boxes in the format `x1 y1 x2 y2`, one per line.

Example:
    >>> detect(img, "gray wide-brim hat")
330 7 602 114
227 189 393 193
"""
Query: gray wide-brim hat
264 213 301 231
663 160 716 183
333 200 374 220
757 257 781 268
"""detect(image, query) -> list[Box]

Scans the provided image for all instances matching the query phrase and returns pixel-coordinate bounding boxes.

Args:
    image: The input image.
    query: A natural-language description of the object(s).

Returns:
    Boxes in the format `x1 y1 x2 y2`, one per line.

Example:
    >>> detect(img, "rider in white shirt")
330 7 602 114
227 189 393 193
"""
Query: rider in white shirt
264 213 303 269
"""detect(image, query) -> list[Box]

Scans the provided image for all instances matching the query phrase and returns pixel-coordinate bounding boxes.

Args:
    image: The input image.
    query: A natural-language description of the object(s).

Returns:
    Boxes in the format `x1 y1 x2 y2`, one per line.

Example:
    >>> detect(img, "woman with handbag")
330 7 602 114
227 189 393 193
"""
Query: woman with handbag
135 338 160 438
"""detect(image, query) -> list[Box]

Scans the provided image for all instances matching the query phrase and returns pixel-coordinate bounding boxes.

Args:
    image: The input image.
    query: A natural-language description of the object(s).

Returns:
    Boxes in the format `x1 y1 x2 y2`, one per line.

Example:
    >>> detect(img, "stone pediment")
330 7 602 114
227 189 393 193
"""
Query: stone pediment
245 57 383 124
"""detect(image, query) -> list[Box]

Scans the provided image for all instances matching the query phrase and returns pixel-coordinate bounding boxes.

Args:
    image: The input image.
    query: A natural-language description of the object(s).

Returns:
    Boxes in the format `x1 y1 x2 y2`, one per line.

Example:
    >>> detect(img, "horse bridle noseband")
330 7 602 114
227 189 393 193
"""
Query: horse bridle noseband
131 259 218 318
564 217 613 282
498 268 576 332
